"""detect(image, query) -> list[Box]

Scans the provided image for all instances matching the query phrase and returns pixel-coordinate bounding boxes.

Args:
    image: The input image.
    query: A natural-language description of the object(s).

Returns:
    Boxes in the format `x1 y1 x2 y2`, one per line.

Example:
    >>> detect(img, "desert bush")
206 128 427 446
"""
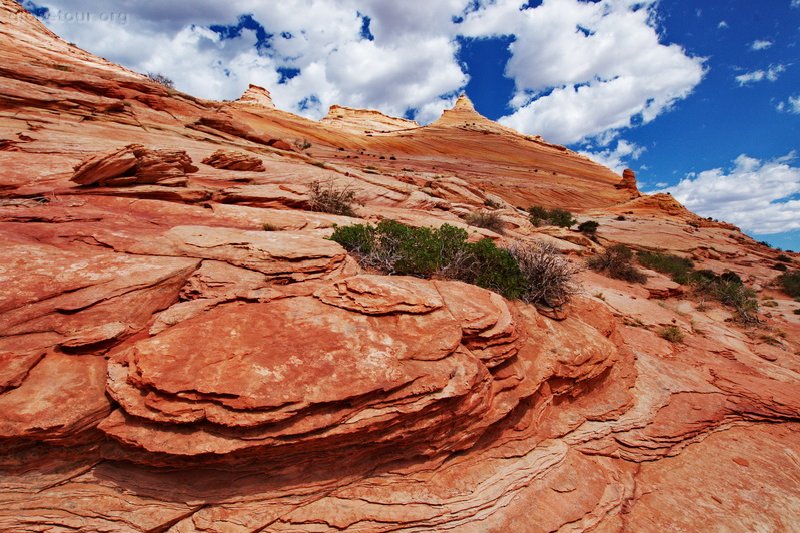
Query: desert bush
578 220 599 235
528 205 576 228
147 72 174 88
294 138 312 151
307 180 357 217
507 241 581 307
483 198 501 209
637 251 694 283
772 263 789 272
688 271 759 323
616 215 626 221
587 244 648 283
329 221 578 305
776 254 792 263
262 222 277 231
777 270 800 298
465 210 505 234
659 325 685 343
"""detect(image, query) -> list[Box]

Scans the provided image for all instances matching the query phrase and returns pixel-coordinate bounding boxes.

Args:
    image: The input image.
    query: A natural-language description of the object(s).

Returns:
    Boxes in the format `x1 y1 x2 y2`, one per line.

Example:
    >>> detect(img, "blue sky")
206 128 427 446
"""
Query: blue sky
20 0 800 249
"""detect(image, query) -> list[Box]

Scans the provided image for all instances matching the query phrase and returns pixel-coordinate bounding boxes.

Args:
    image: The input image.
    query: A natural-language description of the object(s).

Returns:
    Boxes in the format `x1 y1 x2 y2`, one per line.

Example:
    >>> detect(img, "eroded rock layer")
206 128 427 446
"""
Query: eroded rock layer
1 1 799 531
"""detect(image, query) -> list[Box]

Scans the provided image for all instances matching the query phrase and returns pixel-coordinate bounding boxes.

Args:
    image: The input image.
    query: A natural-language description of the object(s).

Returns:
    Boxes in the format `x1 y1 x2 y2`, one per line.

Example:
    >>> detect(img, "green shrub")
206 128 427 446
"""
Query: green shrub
483 198 501 209
772 263 789 272
329 221 578 305
262 222 277 231
578 220 599 235
659 325 685 343
776 254 792 263
777 271 800 298
528 205 576 228
688 271 759 323
793 309 800 315
587 244 648 283
616 215 626 221
307 180 357 217
465 210 505 234
637 251 694 283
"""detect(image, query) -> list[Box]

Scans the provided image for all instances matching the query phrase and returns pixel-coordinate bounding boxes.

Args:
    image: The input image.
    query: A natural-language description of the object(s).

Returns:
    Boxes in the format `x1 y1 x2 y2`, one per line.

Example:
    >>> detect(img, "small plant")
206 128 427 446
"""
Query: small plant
659 325 685 343
484 198 501 209
777 271 800 298
587 244 648 283
772 263 789 272
637 251 694 283
147 72 175 88
262 222 277 231
465 210 505 234
616 215 626 221
691 273 759 323
578 220 599 236
528 205 576 228
294 138 312 151
793 309 800 315
507 241 581 307
307 180 358 217
777 254 792 263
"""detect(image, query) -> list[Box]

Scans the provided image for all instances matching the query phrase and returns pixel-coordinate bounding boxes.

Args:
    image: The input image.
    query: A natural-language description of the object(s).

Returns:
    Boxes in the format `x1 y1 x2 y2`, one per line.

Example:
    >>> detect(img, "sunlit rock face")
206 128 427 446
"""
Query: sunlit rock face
1 1 799 531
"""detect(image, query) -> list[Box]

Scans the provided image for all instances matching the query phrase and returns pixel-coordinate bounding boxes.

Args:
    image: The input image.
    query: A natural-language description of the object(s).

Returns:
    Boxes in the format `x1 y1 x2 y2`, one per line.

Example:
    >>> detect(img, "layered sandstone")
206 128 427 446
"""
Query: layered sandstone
1 1 799 531
321 104 420 134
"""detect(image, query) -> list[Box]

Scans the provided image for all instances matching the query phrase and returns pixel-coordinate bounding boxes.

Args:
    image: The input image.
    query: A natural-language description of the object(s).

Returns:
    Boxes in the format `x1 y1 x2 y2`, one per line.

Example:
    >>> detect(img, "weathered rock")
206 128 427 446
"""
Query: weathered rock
1 1 800 529
235 83 276 109
615 167 641 197
71 144 198 186
201 149 265 171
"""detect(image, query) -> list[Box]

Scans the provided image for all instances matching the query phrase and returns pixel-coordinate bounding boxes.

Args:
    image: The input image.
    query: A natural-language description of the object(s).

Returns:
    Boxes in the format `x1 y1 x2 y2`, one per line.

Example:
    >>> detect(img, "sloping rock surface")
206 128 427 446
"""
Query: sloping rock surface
1 1 799 531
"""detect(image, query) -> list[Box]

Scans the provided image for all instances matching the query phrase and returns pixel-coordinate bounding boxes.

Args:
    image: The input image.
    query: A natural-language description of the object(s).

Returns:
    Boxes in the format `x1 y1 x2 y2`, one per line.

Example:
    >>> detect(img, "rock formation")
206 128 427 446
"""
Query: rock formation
71 144 198 186
1 1 799 531
321 104 420 134
235 83 276 109
616 167 641 197
201 149 265 171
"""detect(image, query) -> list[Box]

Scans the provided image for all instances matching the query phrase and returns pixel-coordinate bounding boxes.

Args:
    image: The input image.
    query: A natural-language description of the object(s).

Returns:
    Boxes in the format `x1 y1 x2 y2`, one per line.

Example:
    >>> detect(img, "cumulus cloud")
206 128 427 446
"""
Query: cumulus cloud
777 94 800 114
25 0 703 144
750 39 773 50
27 0 470 119
735 64 786 85
458 0 705 144
660 153 800 235
717 21 729 29
579 140 645 174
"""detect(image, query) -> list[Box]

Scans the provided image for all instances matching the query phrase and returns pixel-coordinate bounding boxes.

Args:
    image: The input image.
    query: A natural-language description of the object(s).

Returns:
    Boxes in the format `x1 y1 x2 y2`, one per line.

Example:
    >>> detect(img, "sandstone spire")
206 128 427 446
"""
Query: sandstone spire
236 84 276 109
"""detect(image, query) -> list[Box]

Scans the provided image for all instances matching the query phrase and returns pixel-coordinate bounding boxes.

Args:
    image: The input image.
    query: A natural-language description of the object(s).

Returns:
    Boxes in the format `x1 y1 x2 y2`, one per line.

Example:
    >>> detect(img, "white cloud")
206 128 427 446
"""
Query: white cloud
29 0 470 120
660 153 800 235
735 64 786 85
792 0 800 8
28 0 703 144
718 21 729 29
750 39 773 51
777 94 800 114
579 140 645 174
458 0 705 144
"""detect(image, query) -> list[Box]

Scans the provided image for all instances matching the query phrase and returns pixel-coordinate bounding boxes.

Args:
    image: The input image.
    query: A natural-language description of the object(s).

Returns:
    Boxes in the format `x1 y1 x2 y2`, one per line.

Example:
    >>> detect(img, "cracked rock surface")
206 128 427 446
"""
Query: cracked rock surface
1 2 799 531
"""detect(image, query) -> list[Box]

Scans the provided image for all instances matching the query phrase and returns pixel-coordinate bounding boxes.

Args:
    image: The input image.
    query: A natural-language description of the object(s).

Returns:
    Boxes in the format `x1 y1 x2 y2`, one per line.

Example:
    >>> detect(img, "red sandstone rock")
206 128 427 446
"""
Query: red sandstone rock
0 1 799 530
71 144 198 187
201 149 265 171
